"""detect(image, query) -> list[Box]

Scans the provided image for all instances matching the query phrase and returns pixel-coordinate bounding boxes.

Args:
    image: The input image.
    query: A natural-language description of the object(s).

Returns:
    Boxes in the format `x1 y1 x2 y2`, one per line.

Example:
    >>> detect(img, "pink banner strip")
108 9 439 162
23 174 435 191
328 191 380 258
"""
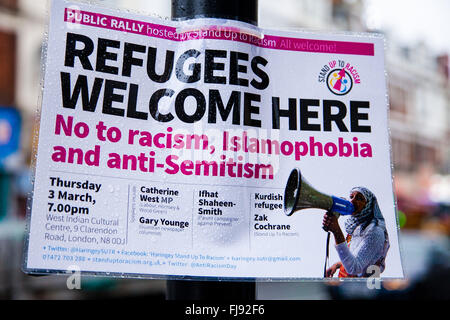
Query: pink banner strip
64 8 374 56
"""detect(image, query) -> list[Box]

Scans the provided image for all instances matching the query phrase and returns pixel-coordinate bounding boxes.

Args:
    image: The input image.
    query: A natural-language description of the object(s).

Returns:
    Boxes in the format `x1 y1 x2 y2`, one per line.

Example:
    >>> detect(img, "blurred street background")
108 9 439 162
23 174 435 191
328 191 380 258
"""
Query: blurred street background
0 0 448 300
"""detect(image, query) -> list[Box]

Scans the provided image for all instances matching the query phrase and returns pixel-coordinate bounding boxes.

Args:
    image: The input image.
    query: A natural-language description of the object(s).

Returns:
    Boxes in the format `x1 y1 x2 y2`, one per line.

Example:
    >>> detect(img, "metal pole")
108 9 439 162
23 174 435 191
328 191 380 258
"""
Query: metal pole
166 0 258 300
171 0 258 25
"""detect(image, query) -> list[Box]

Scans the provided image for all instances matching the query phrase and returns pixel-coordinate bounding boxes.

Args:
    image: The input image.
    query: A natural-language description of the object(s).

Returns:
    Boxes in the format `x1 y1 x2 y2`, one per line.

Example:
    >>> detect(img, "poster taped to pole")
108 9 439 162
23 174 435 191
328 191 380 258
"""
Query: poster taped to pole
23 0 404 280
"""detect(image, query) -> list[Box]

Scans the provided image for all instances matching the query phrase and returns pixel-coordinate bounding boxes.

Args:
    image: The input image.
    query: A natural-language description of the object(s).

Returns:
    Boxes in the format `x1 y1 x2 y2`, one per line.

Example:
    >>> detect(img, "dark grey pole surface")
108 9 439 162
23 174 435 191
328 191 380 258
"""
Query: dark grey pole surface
166 0 258 300
172 0 258 25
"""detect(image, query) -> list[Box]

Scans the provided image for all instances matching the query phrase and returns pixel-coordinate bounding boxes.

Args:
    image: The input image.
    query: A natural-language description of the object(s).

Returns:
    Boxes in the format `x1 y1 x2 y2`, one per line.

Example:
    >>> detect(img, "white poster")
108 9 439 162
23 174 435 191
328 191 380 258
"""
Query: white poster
24 0 403 280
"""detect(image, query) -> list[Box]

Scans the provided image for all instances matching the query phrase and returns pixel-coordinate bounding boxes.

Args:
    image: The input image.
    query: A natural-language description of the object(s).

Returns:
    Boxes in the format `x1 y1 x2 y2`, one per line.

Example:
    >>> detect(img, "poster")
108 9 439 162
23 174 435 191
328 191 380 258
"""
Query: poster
23 0 403 280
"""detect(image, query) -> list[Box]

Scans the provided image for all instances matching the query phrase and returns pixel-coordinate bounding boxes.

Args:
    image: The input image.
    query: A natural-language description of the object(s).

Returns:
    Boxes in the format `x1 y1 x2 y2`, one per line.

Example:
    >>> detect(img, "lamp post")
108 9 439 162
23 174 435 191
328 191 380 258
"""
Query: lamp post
166 0 258 300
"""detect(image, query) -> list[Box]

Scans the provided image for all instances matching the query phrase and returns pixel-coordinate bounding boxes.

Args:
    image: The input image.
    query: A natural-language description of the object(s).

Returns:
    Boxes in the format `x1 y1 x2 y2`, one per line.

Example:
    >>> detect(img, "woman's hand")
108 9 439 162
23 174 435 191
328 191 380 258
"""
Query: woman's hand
322 212 345 244
326 262 342 277
322 212 340 234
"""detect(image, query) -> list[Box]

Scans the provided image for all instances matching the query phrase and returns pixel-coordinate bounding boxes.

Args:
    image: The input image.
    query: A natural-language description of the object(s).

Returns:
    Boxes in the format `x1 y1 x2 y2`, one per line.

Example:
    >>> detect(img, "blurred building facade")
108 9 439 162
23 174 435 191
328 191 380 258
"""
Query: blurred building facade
0 0 448 299
0 0 45 299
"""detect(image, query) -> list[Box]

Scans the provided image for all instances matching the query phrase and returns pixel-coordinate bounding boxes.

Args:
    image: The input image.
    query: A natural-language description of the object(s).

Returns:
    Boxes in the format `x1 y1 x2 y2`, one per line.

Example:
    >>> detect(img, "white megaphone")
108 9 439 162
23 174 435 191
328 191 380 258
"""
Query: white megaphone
283 168 354 217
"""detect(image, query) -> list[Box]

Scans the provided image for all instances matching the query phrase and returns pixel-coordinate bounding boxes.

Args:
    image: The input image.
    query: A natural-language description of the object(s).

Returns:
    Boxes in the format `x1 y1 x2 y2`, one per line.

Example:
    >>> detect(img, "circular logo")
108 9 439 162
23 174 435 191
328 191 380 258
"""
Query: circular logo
326 69 353 95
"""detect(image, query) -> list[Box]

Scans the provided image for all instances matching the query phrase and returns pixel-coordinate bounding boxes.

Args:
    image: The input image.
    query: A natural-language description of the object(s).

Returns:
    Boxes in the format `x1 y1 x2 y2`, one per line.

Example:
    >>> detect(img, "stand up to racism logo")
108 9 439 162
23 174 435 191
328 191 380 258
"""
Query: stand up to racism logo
318 60 361 96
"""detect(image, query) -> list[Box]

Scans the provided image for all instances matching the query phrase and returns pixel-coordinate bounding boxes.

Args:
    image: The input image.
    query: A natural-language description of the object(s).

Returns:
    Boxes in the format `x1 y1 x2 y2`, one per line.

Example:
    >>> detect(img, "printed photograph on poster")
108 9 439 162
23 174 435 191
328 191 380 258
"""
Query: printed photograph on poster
283 168 390 278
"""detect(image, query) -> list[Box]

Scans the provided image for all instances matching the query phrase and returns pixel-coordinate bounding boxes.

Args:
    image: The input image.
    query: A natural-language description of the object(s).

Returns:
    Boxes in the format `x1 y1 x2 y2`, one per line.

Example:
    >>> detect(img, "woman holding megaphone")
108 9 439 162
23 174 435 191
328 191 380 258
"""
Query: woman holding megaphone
322 187 390 278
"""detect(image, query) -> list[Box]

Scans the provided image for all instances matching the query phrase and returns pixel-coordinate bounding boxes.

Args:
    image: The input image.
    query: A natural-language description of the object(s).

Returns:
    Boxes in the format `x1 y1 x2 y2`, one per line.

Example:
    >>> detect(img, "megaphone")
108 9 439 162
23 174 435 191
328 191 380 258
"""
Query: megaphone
284 168 354 216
